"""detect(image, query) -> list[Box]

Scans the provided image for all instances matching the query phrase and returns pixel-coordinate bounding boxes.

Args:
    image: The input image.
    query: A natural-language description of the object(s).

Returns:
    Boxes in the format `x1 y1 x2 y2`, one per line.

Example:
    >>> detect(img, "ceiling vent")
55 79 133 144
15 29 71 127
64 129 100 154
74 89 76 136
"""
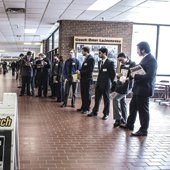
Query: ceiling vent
6 8 26 14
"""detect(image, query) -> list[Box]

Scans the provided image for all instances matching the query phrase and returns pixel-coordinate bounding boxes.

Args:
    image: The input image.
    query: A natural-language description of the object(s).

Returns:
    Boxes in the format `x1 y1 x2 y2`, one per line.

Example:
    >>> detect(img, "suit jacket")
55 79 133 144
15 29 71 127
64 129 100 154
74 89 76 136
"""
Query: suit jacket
80 54 95 82
132 53 157 97
96 58 116 90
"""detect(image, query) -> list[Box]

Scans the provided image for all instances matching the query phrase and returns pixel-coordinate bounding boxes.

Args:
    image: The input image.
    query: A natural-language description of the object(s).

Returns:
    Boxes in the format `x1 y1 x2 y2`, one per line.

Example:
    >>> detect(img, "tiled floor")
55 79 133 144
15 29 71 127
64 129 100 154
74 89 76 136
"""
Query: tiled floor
0 72 170 170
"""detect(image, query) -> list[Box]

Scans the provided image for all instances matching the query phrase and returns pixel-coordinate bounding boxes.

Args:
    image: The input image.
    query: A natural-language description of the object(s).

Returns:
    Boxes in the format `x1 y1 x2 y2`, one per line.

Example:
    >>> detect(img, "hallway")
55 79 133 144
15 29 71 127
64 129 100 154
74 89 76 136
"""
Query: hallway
0 72 170 170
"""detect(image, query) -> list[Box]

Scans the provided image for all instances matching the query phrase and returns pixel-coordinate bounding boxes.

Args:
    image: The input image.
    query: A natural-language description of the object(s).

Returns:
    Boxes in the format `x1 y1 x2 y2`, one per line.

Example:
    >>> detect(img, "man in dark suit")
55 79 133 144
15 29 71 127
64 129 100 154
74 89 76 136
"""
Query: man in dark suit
120 41 157 136
77 47 95 114
88 47 116 120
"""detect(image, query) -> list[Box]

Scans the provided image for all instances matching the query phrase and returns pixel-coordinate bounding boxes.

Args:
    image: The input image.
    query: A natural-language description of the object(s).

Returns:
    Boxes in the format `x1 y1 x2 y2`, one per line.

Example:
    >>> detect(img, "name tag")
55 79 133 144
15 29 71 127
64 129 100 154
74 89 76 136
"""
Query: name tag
72 63 75 65
103 69 107 72
84 63 87 66
124 64 130 68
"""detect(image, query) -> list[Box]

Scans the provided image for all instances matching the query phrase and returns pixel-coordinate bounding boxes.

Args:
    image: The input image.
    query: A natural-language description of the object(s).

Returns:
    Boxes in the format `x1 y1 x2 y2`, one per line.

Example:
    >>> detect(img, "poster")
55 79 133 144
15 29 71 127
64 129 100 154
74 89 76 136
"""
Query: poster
75 43 119 69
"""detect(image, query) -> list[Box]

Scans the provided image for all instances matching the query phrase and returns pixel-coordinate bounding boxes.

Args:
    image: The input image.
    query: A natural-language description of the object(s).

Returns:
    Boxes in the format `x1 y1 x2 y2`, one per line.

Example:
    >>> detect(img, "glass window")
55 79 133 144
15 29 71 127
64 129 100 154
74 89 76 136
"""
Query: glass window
49 36 52 51
54 30 59 48
131 25 157 64
157 26 170 75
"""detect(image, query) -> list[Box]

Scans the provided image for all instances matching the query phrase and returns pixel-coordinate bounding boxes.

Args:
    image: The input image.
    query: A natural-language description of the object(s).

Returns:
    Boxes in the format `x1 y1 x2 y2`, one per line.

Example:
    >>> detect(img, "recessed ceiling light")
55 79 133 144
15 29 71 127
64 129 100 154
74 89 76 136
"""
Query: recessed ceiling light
24 29 37 34
87 0 121 11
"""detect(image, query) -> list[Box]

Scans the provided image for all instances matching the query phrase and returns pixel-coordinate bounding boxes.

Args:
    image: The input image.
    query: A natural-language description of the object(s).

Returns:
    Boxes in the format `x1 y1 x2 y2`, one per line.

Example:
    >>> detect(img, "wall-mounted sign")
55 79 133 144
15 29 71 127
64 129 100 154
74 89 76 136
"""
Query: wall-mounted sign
74 36 122 45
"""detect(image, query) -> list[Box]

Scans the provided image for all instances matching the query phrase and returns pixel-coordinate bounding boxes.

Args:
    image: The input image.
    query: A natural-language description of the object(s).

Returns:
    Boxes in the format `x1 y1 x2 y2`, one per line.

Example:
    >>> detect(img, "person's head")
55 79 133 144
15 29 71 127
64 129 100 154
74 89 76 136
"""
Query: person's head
26 51 32 60
82 47 90 56
19 53 24 58
98 47 108 59
137 41 151 56
38 53 44 59
117 52 129 64
59 55 64 62
69 49 75 58
53 54 59 62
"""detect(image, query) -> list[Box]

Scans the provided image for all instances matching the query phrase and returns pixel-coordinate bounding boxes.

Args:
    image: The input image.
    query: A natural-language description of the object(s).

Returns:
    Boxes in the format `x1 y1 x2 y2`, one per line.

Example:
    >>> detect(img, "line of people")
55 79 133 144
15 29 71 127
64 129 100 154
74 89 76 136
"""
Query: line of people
17 41 157 137
60 42 157 137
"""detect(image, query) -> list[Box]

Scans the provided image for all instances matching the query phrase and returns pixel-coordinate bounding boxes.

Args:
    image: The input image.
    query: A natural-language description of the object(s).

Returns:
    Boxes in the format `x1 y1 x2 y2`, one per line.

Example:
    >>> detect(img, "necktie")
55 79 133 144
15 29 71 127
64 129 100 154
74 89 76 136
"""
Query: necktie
69 59 72 74
100 61 103 70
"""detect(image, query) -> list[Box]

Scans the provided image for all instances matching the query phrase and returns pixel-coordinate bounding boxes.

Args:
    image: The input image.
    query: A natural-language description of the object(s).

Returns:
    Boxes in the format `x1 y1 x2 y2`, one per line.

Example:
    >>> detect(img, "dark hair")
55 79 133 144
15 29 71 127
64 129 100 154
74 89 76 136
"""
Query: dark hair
59 55 64 62
99 47 108 56
82 47 90 53
137 41 151 53
117 52 128 58
19 53 24 57
27 51 32 56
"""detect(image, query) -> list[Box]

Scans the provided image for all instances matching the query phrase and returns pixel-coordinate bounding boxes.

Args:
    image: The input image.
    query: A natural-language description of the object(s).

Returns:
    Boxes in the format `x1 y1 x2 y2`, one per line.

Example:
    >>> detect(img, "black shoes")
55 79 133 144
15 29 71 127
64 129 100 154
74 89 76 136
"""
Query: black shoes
60 103 67 107
102 115 109 120
131 130 147 137
114 120 120 128
87 112 97 117
113 119 126 128
119 124 134 131
77 108 82 112
81 110 89 114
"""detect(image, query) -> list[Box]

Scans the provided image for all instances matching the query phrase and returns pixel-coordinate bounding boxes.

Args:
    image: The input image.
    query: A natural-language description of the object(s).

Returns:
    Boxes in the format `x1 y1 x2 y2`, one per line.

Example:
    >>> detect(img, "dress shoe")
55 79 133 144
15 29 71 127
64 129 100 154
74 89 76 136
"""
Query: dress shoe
114 120 120 128
77 108 82 112
119 124 134 131
131 130 147 137
81 110 89 114
87 112 97 117
19 94 24 96
102 115 109 120
60 103 67 107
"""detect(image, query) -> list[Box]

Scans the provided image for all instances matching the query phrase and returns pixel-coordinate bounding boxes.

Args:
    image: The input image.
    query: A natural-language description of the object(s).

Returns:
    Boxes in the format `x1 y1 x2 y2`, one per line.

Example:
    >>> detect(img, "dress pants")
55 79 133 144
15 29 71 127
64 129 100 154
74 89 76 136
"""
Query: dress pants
93 86 110 116
127 95 149 133
20 76 31 95
80 80 92 111
112 92 127 122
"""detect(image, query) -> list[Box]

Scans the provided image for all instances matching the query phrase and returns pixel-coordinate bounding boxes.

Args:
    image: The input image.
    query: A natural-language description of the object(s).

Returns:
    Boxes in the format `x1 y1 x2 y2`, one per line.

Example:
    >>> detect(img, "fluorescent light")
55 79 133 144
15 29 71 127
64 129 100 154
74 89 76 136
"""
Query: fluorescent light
87 0 121 11
0 50 5 52
24 42 41 45
24 29 37 34
24 42 32 45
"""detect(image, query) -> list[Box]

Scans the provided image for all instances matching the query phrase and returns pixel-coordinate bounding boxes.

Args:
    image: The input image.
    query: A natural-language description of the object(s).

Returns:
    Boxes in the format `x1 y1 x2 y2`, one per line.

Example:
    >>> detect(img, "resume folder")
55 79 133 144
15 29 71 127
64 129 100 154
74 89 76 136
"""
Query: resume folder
130 64 146 77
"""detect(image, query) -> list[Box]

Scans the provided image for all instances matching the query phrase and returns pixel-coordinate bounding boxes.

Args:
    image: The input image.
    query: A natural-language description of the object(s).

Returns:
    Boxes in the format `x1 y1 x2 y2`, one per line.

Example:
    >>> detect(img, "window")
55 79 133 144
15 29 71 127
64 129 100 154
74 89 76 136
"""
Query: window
131 24 157 64
157 26 170 75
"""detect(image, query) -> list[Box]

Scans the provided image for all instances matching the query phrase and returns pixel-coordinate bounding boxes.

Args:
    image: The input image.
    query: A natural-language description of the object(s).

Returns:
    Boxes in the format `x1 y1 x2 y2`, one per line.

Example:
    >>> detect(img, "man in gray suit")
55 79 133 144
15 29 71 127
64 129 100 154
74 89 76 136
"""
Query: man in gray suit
88 47 116 120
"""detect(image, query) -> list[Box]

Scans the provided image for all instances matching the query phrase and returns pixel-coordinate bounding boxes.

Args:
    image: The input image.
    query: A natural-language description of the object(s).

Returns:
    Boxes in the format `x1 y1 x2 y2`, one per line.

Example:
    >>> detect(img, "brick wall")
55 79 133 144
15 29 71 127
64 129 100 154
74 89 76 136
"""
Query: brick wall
58 20 133 59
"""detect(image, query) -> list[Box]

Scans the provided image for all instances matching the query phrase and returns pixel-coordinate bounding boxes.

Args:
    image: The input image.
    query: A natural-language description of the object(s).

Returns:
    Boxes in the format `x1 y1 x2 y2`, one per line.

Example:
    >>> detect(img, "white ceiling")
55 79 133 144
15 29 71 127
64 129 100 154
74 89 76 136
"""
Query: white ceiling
0 0 170 56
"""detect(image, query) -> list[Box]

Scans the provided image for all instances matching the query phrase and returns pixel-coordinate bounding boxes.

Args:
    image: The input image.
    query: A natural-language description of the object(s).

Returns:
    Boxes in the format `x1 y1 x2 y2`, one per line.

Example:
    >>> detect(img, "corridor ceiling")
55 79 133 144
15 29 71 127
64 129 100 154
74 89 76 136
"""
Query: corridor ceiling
0 0 170 56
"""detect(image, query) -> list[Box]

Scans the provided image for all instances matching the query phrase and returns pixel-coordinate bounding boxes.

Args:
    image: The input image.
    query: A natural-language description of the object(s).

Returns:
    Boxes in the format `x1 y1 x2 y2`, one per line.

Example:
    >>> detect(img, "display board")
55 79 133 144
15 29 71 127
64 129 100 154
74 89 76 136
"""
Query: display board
74 36 122 70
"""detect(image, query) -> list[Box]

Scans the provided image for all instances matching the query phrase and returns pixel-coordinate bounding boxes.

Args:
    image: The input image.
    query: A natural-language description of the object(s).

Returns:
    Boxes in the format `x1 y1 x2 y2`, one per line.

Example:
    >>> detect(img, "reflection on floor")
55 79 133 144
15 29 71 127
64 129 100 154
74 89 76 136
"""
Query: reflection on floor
0 72 170 170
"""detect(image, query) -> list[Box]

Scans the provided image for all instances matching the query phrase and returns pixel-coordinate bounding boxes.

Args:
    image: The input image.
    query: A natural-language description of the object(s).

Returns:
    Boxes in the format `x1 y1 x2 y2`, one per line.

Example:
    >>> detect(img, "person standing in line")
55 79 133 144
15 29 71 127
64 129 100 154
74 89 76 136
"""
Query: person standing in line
77 47 95 114
61 49 81 108
16 53 24 87
87 47 116 120
35 53 50 97
111 52 136 128
120 41 157 136
11 61 16 76
19 51 33 96
56 55 65 102
51 55 59 99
